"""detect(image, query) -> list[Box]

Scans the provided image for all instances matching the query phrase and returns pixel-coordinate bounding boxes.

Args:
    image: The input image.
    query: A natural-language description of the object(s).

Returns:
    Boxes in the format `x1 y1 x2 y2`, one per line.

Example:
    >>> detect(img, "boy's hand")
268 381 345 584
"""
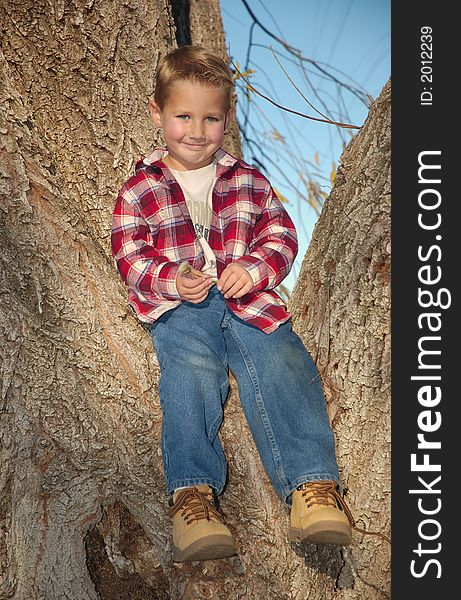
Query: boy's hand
176 264 213 304
217 264 254 299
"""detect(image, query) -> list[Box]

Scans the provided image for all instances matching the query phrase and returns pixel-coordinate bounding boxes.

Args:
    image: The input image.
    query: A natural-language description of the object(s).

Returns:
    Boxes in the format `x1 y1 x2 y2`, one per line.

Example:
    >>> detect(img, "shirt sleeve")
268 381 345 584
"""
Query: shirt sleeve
234 185 298 292
111 191 182 301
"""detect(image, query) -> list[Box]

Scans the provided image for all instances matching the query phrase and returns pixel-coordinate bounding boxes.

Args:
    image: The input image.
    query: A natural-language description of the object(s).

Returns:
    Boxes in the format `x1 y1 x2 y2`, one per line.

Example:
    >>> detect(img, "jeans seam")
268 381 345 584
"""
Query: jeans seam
162 430 169 479
208 413 223 441
227 322 290 498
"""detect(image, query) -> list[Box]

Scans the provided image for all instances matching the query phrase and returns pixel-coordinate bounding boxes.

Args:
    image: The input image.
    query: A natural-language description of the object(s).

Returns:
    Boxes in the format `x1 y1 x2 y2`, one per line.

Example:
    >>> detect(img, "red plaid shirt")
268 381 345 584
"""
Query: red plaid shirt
111 147 298 333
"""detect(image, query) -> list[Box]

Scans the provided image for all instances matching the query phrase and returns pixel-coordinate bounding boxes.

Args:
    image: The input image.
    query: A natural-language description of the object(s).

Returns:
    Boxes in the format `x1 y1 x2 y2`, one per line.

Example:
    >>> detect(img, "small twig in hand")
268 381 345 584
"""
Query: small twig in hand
179 261 218 284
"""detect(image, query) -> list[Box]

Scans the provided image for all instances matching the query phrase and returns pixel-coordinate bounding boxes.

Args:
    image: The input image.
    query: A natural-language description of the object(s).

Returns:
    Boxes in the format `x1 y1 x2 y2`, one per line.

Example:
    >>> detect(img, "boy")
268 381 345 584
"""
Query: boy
111 45 353 563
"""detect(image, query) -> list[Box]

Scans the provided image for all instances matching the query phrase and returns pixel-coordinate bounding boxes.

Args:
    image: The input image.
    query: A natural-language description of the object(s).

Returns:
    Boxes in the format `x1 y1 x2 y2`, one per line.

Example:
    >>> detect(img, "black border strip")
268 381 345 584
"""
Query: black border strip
392 1 455 596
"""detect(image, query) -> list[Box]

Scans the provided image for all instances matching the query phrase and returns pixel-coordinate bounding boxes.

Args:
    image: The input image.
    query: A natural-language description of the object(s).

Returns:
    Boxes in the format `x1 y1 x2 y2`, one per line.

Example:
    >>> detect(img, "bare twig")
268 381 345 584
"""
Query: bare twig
231 57 360 130
238 0 370 106
270 46 333 123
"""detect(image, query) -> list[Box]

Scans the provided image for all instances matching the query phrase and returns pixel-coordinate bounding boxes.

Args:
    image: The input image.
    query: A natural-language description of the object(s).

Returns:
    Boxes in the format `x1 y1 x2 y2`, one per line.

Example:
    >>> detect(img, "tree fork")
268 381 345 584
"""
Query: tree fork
1 0 390 597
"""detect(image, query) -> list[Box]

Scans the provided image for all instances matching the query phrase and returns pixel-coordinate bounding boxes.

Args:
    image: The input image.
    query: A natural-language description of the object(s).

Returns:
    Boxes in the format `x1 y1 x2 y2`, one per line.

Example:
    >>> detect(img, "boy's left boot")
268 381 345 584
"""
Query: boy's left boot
169 485 236 562
288 480 353 545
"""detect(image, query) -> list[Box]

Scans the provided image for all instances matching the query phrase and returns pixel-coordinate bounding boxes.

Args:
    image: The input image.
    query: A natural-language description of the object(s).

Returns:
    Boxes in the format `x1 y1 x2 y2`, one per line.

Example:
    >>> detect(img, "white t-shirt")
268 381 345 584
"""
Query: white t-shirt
169 162 218 278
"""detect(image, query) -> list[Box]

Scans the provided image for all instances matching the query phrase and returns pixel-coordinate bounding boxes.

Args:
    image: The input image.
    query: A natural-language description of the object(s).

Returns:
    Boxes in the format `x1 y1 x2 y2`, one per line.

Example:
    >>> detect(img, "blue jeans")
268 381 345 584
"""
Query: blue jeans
149 287 340 504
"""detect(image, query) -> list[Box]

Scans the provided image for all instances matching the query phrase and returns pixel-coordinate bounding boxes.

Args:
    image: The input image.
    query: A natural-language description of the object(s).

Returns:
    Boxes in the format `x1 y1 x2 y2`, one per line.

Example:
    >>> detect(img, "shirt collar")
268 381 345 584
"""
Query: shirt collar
141 147 241 178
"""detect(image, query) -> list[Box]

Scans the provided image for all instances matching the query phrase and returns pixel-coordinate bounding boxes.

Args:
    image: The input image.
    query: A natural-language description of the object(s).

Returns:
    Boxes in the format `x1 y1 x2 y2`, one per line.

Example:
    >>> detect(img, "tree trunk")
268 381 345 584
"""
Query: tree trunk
0 0 390 597
289 80 391 597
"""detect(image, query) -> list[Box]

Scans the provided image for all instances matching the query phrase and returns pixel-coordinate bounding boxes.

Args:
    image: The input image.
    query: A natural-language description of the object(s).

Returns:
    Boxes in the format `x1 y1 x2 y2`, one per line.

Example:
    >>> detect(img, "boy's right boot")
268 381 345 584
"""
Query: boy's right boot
169 485 236 562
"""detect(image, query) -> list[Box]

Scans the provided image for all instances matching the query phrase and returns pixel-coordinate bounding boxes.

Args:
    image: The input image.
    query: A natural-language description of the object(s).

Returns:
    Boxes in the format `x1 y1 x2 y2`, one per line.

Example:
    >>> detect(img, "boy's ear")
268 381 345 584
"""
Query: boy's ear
149 99 163 128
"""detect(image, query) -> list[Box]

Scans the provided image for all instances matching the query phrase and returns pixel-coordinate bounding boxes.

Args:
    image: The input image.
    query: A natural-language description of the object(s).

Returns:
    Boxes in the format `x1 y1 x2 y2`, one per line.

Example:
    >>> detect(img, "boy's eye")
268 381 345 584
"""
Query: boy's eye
174 115 221 122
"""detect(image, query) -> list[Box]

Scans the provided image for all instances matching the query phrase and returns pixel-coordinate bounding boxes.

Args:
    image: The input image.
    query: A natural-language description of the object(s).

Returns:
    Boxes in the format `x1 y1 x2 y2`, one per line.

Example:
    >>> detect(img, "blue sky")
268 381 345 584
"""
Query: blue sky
220 0 390 290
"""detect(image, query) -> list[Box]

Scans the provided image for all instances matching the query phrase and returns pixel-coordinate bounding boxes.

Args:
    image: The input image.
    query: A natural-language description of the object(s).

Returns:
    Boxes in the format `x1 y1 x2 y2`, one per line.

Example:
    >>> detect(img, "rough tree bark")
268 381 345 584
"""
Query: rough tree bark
0 1 390 598
289 80 391 596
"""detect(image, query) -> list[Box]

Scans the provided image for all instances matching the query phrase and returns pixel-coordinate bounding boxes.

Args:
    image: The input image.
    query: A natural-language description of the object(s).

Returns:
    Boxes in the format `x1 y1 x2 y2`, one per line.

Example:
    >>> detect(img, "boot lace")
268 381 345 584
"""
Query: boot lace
298 480 391 544
170 487 223 526
299 481 355 524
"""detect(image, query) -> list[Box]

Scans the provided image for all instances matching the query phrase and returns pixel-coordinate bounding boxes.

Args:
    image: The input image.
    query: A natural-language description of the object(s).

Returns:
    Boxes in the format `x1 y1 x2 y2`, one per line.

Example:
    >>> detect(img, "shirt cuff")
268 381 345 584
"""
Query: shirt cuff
235 255 270 292
155 262 182 300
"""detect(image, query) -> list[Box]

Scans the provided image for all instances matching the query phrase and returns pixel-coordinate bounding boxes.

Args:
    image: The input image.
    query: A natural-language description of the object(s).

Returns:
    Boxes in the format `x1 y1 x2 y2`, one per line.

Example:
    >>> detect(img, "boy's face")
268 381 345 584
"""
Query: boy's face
149 80 231 171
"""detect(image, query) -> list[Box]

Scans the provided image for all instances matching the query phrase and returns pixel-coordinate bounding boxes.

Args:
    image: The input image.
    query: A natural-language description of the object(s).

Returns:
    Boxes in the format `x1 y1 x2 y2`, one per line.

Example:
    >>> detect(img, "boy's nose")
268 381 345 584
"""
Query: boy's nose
190 120 205 139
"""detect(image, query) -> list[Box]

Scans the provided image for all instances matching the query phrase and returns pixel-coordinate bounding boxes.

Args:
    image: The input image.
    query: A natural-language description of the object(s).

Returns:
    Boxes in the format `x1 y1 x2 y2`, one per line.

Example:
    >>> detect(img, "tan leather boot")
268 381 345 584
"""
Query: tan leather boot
170 485 236 562
288 480 353 545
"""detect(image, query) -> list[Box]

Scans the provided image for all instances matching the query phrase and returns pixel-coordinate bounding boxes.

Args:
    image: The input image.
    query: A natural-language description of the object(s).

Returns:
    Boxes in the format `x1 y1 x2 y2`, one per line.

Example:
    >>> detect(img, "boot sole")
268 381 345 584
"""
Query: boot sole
289 520 352 546
172 534 237 562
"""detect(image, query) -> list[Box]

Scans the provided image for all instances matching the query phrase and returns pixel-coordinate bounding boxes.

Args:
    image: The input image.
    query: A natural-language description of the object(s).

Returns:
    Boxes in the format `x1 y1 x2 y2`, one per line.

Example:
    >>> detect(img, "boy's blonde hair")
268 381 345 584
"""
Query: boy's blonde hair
154 45 234 111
